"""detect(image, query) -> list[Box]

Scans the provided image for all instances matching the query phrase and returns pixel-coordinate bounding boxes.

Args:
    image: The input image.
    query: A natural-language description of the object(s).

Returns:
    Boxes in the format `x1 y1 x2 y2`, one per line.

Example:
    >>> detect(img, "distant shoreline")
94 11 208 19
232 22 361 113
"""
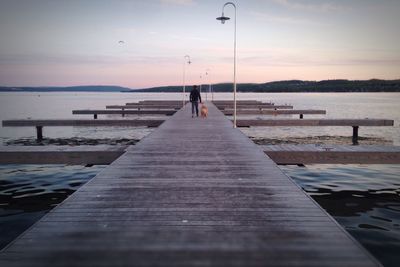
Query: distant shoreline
1 79 399 93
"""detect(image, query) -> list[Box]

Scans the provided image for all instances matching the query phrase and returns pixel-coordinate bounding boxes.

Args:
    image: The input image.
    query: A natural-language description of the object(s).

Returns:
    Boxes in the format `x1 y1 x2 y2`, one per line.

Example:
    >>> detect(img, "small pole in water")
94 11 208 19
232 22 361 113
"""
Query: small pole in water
352 126 359 145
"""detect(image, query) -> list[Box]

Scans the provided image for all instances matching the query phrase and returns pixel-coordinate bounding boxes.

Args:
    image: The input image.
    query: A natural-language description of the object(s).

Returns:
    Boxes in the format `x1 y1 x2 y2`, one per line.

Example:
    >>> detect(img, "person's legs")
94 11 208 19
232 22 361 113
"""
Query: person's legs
195 101 199 116
191 101 195 117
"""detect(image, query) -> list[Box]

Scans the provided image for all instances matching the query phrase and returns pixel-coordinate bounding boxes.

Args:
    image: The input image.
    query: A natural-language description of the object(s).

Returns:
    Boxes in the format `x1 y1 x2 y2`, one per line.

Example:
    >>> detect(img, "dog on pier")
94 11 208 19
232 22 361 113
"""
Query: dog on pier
200 103 208 118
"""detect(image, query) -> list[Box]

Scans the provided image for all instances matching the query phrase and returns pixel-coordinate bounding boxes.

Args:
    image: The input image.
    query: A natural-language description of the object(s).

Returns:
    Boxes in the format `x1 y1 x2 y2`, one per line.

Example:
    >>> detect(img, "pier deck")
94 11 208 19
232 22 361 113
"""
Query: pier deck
0 103 379 266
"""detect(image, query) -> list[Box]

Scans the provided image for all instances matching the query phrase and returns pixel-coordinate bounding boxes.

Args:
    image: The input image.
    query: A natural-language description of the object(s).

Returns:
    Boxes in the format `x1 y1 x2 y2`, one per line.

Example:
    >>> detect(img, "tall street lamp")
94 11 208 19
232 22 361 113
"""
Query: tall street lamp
199 74 202 94
205 69 211 101
182 55 191 107
217 2 237 128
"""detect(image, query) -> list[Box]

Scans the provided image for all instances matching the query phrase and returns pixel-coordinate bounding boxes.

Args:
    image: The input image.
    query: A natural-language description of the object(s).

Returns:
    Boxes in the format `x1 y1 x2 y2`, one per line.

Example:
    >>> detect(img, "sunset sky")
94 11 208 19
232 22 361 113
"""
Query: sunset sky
0 0 399 89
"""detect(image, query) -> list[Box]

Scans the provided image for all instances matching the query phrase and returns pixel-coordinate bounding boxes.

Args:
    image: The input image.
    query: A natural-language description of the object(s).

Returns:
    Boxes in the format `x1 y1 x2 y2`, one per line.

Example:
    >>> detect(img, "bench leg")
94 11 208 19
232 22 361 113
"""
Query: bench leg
299 114 303 119
36 126 43 141
352 126 359 145
94 114 98 119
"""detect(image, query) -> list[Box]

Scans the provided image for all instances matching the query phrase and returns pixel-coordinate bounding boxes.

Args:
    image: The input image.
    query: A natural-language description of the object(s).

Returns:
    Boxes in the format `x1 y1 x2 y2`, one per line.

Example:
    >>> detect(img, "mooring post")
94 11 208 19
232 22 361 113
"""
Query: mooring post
36 126 43 141
300 114 304 119
352 126 359 145
94 114 98 119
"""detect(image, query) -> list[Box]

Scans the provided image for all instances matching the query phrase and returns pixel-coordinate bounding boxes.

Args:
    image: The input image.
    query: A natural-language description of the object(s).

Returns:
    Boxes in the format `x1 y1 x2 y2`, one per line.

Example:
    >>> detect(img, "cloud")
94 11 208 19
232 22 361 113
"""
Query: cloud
271 0 345 12
160 0 195 5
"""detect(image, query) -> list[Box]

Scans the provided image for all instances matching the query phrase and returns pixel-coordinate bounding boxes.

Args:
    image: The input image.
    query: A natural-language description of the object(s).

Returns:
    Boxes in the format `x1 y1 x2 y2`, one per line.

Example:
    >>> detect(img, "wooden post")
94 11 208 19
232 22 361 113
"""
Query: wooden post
36 126 43 141
299 114 303 119
352 126 359 145
94 114 98 119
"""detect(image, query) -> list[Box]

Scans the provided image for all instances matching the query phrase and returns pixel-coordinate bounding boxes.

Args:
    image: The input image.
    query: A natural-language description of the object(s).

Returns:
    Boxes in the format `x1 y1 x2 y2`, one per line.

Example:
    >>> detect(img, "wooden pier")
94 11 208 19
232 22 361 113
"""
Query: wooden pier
0 145 126 165
106 105 181 110
2 119 164 140
217 104 294 109
0 103 380 266
2 144 399 165
223 109 326 118
262 144 400 164
72 109 176 119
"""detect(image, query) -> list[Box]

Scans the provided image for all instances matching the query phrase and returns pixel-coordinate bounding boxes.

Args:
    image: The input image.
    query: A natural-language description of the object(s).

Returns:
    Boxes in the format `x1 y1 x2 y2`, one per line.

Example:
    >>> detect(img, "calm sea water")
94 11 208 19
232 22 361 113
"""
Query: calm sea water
0 92 399 266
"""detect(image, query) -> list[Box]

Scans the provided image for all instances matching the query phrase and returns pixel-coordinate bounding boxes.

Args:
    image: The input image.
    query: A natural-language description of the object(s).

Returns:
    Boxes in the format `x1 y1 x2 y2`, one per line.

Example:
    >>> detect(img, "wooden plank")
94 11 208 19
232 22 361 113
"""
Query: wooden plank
217 104 293 109
0 145 126 164
0 103 380 267
262 144 400 164
106 105 181 110
212 100 264 104
236 119 394 127
2 119 165 127
223 109 326 115
72 110 176 115
139 100 183 103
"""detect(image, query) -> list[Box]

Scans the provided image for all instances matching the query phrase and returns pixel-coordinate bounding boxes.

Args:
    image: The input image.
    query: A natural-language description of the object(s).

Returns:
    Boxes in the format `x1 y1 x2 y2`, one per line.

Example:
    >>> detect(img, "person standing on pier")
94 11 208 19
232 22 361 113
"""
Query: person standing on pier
190 85 202 118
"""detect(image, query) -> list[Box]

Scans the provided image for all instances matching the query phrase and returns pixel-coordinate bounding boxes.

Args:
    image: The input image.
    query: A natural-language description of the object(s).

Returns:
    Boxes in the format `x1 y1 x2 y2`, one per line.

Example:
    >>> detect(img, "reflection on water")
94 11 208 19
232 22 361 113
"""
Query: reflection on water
0 164 106 249
279 164 400 267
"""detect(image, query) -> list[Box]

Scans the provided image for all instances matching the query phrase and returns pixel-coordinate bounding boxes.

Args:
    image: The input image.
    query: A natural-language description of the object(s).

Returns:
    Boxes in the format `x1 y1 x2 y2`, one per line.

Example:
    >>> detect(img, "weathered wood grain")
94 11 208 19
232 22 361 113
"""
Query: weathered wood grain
236 119 394 127
0 103 380 267
72 110 176 115
0 145 126 164
217 104 293 109
223 109 326 115
107 105 182 109
262 144 400 164
2 119 164 127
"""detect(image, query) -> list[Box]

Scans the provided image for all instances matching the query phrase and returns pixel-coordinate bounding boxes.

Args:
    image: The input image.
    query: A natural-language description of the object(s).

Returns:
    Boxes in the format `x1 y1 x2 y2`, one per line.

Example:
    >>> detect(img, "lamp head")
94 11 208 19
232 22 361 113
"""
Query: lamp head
216 12 230 24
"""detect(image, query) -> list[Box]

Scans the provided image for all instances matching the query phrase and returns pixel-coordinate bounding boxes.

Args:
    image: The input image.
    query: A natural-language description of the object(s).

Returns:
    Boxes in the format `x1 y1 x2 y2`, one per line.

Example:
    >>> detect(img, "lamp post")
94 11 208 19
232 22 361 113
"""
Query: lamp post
182 55 191 107
199 75 202 94
205 69 211 101
217 2 237 128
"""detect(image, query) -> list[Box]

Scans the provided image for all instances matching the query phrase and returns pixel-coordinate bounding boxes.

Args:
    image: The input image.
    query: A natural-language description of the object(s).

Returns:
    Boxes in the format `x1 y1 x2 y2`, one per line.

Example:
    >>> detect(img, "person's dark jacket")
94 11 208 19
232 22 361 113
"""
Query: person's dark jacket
190 88 202 102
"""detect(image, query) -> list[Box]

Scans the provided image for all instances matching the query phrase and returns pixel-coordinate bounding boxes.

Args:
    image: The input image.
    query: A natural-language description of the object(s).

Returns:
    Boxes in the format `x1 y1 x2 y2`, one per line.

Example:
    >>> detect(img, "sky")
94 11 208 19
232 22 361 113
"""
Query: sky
0 0 399 89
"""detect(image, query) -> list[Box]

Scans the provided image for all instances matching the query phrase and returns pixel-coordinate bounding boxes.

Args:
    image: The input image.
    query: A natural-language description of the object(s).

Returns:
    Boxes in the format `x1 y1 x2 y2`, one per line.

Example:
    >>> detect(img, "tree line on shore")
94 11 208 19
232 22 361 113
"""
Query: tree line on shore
134 79 400 93
1 79 399 93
